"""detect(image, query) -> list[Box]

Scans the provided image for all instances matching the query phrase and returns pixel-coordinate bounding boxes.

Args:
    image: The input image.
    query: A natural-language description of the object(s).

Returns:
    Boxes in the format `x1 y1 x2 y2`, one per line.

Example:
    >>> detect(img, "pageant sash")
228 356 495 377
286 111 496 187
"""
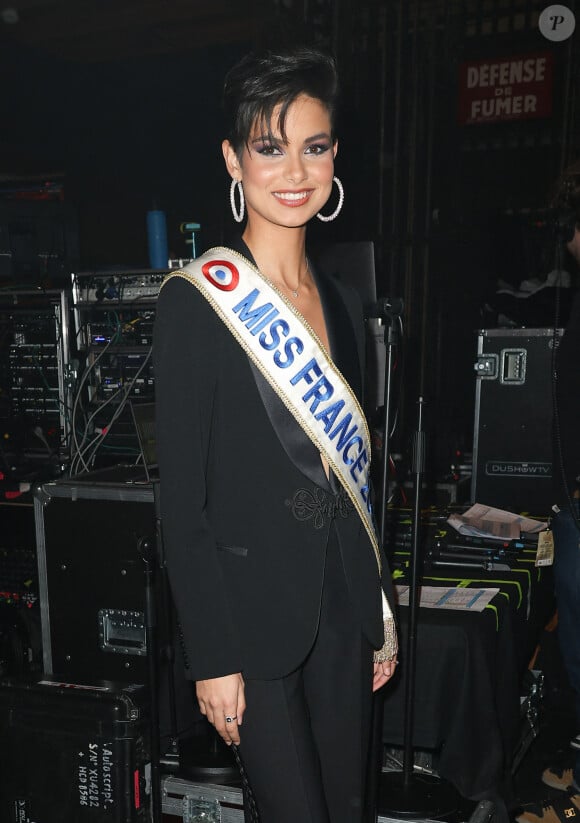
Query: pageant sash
161 247 396 660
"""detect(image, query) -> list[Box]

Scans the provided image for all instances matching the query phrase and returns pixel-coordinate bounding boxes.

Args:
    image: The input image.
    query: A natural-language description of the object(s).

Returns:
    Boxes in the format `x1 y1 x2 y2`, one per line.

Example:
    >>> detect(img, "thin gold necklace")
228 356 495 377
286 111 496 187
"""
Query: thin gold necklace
283 259 309 299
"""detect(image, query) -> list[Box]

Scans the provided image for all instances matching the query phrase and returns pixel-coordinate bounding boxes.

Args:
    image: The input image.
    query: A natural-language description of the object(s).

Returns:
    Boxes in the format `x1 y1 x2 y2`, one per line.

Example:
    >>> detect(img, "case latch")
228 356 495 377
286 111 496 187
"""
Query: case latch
183 796 221 822
474 353 498 379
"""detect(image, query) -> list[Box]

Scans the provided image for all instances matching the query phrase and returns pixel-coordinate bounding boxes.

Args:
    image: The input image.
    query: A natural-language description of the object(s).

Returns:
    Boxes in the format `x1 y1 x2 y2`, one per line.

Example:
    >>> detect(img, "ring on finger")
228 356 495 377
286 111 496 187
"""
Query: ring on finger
225 715 237 723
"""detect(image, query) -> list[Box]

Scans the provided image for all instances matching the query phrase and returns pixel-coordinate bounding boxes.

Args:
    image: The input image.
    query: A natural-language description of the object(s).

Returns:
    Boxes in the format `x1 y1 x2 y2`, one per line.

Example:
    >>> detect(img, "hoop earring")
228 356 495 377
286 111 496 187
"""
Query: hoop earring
316 176 344 222
230 178 245 223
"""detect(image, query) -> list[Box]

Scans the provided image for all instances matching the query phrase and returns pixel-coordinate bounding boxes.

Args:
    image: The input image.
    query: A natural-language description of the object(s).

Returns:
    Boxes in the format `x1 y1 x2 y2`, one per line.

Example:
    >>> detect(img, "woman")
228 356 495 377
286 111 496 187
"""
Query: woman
154 45 397 823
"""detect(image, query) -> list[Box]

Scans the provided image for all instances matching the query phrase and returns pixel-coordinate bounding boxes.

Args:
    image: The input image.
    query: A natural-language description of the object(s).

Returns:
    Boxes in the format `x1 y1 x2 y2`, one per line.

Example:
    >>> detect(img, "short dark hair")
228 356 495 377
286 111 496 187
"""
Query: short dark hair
223 46 339 156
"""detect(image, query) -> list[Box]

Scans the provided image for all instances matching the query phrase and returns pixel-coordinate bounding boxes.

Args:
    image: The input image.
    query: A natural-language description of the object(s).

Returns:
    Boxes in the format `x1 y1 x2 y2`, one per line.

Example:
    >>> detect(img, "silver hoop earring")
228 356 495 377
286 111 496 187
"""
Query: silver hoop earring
316 176 344 222
230 179 245 223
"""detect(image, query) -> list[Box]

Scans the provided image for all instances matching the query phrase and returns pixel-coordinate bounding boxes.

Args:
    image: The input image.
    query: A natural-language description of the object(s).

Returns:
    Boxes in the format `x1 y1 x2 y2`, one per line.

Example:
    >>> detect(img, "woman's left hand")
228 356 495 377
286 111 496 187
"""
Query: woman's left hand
372 658 398 692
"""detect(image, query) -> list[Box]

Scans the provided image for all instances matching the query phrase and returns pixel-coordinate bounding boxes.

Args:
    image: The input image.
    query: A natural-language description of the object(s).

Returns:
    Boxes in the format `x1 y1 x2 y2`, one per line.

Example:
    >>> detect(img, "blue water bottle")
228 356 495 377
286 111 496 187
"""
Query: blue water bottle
146 209 168 269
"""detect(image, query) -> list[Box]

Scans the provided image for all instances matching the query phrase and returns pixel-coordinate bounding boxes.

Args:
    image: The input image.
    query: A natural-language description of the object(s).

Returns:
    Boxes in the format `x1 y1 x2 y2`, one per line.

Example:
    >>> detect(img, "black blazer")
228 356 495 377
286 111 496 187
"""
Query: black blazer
153 241 395 681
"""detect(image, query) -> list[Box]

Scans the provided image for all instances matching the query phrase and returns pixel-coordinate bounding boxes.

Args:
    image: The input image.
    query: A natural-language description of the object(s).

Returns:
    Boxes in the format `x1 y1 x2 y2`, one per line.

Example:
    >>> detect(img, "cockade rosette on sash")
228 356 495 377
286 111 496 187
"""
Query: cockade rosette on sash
161 247 397 663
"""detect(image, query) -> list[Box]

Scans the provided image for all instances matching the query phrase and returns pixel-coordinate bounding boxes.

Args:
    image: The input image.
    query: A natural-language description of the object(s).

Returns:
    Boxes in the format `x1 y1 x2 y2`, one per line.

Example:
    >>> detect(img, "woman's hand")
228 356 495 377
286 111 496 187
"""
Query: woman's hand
196 672 246 745
372 658 398 692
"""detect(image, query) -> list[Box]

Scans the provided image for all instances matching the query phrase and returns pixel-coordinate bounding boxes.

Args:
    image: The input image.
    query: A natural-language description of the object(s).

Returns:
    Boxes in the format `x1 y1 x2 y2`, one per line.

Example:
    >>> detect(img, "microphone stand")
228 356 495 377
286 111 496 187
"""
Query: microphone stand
378 397 460 819
364 296 403 823
403 397 425 788
373 297 404 552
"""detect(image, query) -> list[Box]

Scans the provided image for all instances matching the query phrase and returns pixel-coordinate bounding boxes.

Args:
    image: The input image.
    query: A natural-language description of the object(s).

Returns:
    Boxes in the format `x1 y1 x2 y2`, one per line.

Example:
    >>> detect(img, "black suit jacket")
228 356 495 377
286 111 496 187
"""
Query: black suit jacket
153 241 395 681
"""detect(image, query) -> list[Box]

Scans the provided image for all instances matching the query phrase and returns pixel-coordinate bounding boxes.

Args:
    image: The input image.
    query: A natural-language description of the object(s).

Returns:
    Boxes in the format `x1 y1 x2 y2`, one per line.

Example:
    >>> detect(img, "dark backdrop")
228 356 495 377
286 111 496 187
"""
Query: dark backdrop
1 2 578 483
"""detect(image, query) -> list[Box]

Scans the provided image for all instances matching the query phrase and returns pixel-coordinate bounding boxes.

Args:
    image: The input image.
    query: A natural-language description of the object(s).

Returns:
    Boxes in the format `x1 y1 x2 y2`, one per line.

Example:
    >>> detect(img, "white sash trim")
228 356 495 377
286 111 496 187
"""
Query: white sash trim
162 247 396 651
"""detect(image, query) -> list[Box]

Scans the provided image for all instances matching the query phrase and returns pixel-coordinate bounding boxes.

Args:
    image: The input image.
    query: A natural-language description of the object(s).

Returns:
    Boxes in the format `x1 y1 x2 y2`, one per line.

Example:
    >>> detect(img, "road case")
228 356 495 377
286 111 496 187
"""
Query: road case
34 467 158 685
161 775 495 823
0 677 150 822
471 327 562 516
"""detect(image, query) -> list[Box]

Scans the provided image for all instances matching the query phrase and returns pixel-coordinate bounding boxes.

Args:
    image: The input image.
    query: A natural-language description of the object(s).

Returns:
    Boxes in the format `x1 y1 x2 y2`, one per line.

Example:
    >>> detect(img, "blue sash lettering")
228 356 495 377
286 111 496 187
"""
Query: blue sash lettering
233 291 302 367
250 307 280 336
314 399 345 433
302 375 334 413
361 484 372 512
349 448 368 481
329 413 358 451
274 337 304 368
290 358 321 387
259 318 289 351
343 435 364 466
232 289 274 329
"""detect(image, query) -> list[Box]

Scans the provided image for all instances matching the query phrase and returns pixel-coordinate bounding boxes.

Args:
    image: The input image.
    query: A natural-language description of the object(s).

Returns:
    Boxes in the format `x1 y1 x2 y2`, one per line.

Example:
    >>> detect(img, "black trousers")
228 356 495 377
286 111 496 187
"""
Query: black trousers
238 529 375 823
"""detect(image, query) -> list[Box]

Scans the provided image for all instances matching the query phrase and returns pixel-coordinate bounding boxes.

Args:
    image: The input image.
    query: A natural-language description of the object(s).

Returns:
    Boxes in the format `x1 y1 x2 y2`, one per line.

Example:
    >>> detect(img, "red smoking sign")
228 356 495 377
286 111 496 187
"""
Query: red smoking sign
458 52 553 125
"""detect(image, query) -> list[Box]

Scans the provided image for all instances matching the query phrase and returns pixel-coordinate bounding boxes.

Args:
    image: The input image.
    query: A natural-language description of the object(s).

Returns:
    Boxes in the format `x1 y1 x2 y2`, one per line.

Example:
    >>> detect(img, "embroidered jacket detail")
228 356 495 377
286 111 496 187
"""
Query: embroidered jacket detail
285 487 353 529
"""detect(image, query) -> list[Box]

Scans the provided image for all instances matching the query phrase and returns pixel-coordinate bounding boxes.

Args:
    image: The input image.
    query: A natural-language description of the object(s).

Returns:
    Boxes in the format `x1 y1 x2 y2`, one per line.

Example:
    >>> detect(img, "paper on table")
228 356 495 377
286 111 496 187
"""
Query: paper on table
447 503 547 541
396 584 500 612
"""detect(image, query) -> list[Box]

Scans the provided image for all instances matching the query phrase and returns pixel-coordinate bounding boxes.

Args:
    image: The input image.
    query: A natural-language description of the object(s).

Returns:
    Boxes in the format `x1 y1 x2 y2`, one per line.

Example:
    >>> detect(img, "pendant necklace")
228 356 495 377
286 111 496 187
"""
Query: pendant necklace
288 259 309 299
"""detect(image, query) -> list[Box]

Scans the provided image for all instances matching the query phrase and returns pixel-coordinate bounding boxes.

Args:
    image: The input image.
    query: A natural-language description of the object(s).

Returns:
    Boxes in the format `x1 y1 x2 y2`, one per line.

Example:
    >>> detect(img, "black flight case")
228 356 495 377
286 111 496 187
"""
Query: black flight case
0 677 151 822
33 467 158 685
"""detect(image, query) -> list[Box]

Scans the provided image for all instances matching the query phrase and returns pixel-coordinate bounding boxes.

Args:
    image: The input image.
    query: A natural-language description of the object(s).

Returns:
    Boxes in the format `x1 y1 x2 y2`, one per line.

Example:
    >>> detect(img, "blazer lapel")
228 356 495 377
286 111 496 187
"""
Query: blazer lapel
249 363 331 489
